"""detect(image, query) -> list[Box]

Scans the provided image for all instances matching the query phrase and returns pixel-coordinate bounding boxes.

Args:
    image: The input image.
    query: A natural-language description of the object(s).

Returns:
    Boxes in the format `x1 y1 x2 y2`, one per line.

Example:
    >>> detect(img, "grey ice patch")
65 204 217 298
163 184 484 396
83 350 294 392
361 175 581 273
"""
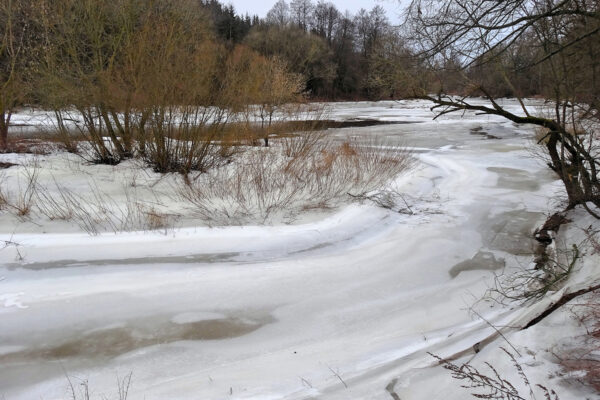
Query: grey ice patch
481 209 545 255
487 167 540 191
7 252 241 270
0 313 274 363
470 126 501 140
449 251 505 278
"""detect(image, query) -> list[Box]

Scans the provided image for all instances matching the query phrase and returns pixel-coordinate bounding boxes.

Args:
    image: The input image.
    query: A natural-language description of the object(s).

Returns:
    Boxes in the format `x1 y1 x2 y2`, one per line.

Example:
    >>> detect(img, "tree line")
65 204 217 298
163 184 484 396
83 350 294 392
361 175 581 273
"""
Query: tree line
198 0 413 100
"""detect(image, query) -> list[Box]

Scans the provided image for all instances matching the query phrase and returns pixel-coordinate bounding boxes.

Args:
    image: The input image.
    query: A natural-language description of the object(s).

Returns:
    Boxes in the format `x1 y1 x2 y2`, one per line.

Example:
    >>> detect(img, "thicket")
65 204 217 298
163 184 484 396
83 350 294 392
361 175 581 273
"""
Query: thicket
4 0 304 172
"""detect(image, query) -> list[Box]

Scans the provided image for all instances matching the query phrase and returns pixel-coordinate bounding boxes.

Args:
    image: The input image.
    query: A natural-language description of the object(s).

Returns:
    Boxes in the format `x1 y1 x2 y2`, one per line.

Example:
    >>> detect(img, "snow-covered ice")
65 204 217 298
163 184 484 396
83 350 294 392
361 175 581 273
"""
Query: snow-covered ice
1 99 598 399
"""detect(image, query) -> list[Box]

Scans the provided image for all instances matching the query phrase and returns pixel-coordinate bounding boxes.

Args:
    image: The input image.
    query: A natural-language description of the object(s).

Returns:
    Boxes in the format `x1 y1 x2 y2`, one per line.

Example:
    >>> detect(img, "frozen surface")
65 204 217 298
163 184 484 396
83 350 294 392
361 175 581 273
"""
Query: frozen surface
1 99 598 399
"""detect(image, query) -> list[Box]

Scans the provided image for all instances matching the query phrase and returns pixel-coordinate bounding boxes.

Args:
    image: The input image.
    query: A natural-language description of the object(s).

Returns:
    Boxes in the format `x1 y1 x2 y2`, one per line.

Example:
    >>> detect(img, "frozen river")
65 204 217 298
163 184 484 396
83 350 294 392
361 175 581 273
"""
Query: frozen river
0 100 566 399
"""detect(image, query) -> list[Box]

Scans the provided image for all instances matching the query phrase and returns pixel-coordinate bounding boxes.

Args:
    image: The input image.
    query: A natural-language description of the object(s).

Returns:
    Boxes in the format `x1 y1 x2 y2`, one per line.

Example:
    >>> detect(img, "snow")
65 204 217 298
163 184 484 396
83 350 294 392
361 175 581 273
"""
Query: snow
0 292 28 309
1 99 598 399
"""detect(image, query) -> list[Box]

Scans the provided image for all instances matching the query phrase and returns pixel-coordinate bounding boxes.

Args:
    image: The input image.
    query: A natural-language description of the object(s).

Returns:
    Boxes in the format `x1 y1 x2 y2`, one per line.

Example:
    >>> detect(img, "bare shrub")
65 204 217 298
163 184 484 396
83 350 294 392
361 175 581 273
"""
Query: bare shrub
0 0 39 152
40 0 235 172
278 103 330 158
129 5 233 174
2 159 40 218
52 109 128 165
431 348 559 399
141 110 233 174
487 243 581 304
41 0 144 164
51 111 80 154
139 46 307 174
35 176 178 235
253 57 305 147
179 137 413 224
180 149 304 224
37 1 309 173
65 371 132 400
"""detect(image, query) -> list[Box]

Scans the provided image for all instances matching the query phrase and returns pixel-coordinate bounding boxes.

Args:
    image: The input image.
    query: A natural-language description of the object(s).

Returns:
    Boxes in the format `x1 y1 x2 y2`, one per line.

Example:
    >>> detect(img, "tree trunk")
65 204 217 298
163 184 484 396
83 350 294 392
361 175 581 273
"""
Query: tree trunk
545 132 579 208
264 113 273 147
544 131 599 210
99 107 126 159
0 114 8 151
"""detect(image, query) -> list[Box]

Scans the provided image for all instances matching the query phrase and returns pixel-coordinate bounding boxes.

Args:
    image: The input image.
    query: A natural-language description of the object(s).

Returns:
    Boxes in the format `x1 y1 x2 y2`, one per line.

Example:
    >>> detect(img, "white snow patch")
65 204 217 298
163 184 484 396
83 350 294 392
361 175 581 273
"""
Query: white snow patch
0 292 28 309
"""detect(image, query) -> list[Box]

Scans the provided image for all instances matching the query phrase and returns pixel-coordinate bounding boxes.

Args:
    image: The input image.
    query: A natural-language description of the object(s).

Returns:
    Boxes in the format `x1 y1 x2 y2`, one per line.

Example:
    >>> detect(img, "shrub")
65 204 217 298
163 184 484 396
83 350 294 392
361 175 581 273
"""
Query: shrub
179 137 413 224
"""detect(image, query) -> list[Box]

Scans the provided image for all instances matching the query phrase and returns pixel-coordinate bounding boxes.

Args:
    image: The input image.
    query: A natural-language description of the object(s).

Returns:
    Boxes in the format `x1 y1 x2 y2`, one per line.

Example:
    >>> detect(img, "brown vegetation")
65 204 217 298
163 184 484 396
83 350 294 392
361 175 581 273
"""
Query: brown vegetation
432 348 560 399
179 136 413 224
22 0 307 174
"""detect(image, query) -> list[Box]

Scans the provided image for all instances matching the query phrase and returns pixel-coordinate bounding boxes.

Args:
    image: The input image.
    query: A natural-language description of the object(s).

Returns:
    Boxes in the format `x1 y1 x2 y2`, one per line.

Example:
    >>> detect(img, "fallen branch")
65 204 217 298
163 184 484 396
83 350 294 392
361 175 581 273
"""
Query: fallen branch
385 378 401 400
523 284 600 329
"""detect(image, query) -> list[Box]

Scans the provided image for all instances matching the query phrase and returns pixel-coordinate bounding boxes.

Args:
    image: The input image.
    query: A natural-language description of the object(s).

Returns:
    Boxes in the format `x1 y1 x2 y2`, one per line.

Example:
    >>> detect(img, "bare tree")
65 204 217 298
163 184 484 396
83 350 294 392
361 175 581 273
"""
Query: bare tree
313 1 339 43
255 56 304 146
365 30 414 99
325 2 339 44
354 8 372 58
355 6 390 58
266 0 290 26
404 0 600 217
290 0 313 31
0 0 35 151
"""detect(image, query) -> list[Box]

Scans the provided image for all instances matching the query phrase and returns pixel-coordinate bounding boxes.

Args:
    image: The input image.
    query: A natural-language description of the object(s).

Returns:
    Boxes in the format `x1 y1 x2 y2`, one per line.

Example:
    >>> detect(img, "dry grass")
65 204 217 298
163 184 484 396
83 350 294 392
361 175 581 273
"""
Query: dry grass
179 136 413 224
34 179 179 235
486 242 580 305
0 159 40 218
1 132 412 232
0 158 179 235
432 348 560 399
66 371 132 400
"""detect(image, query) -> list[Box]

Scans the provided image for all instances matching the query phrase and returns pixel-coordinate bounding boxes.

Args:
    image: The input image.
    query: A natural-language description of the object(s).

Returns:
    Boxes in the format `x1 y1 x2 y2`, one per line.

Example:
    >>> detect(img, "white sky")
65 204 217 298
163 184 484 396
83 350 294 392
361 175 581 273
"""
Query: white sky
225 0 404 23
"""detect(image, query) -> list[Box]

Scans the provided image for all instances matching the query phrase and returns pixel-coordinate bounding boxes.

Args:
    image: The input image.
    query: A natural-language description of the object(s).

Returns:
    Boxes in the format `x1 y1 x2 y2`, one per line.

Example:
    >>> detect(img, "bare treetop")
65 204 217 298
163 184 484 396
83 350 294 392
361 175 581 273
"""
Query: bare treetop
405 0 600 68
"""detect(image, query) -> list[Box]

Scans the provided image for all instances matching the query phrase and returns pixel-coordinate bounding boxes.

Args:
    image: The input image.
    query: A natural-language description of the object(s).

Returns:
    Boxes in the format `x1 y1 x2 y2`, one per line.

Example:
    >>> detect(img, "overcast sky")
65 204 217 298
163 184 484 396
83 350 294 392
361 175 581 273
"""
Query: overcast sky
226 0 404 22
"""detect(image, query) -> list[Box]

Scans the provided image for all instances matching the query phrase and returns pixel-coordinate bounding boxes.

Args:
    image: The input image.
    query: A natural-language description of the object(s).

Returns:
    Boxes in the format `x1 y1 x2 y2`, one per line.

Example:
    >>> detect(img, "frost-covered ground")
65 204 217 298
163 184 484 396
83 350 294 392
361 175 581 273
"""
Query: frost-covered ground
1 100 598 399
